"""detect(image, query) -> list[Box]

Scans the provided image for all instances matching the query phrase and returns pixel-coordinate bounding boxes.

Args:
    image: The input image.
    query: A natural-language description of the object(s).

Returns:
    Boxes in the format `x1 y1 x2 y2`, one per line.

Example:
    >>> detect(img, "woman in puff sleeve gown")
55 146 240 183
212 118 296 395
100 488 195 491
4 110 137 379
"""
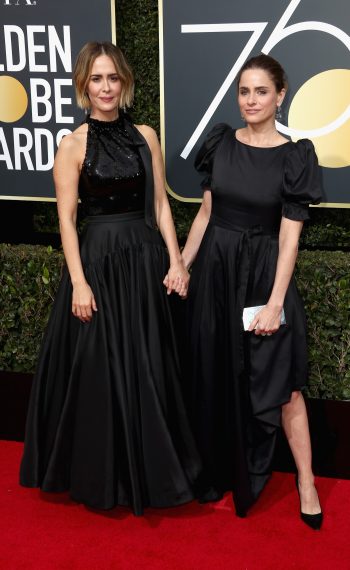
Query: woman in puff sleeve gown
181 54 323 528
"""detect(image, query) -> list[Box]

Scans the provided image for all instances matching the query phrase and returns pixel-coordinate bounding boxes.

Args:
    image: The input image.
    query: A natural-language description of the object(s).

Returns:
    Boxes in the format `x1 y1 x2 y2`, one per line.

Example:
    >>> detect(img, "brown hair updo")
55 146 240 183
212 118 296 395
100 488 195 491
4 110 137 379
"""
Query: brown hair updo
236 54 288 93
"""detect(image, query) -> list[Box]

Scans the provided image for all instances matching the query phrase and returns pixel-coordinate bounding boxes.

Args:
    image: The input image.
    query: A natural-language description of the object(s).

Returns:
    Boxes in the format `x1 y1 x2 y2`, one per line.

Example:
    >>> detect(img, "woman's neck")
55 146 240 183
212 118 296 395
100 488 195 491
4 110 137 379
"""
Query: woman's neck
89 109 119 122
239 123 286 147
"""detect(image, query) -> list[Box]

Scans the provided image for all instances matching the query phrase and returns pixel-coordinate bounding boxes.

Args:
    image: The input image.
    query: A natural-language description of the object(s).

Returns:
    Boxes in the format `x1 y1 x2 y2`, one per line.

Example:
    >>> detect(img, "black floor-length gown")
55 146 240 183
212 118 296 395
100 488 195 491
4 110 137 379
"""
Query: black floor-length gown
20 114 201 515
187 124 322 517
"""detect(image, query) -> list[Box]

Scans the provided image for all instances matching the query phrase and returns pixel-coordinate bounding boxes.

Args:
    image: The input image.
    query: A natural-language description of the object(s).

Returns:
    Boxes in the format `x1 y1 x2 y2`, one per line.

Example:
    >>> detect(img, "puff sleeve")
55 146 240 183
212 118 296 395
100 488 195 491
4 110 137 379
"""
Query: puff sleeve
282 139 323 221
194 123 231 190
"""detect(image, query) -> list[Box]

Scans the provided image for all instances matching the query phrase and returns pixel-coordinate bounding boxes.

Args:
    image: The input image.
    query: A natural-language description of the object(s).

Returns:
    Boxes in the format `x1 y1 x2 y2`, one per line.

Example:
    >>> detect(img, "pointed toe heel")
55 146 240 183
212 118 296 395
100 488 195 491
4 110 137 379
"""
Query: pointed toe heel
295 476 323 530
300 510 323 530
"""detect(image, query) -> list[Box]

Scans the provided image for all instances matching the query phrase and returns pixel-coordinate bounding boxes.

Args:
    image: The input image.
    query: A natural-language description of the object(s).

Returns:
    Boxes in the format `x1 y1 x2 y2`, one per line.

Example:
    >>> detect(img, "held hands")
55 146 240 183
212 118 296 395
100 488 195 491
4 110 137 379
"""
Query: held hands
72 282 98 322
163 260 190 298
248 304 282 336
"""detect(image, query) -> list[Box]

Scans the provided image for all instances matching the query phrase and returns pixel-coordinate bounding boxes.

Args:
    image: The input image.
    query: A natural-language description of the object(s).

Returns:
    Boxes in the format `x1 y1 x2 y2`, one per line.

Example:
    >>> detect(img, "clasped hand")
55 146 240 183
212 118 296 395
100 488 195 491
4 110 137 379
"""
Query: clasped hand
72 282 98 322
248 304 282 336
163 260 190 298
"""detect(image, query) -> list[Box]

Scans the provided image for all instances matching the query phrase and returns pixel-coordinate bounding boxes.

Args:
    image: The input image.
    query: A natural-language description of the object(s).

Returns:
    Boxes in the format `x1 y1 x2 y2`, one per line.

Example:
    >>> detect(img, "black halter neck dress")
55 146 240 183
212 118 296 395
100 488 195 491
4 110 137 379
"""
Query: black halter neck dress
20 114 201 515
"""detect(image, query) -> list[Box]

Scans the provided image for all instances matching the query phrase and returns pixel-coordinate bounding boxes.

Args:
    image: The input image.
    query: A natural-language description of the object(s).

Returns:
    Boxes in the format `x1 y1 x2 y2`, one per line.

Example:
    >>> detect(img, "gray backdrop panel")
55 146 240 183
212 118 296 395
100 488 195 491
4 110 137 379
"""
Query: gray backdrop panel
0 0 114 199
160 0 350 205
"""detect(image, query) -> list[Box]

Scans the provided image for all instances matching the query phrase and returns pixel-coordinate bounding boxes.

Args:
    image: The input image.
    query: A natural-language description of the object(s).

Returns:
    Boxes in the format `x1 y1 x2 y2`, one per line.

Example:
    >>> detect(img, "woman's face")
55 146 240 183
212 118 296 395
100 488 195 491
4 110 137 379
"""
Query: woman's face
238 68 285 126
86 54 122 117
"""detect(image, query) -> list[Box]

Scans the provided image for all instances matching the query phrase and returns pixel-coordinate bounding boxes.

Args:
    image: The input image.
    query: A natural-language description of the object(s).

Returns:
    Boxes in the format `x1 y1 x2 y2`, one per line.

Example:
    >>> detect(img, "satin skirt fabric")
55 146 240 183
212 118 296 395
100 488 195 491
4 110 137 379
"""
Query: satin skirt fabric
20 211 201 515
186 215 308 516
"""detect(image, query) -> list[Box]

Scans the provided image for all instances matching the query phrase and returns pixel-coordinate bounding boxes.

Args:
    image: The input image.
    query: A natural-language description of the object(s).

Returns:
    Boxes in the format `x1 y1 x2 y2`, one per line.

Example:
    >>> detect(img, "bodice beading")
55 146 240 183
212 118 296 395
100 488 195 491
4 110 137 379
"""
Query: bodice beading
78 115 146 216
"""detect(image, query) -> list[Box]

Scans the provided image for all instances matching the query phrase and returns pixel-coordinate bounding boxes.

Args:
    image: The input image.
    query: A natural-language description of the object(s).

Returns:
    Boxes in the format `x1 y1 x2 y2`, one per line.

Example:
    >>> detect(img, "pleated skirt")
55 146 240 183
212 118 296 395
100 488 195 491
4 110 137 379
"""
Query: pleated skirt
20 211 201 515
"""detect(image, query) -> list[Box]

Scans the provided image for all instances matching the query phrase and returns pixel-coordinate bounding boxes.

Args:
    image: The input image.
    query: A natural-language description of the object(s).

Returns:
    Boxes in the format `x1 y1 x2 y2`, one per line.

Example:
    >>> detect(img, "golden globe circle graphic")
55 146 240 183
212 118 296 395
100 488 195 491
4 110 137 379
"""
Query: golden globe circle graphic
0 76 28 123
288 69 350 168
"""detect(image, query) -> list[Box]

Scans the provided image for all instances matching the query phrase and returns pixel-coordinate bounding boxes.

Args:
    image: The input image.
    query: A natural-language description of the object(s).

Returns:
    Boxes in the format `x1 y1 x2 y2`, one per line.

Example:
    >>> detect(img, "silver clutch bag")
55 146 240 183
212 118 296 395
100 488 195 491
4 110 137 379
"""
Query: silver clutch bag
242 305 286 331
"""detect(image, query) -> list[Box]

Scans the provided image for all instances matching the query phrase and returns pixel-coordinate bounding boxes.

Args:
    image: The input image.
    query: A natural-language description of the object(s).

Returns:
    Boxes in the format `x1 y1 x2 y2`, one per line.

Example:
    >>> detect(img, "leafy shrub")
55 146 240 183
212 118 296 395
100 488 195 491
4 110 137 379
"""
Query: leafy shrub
301 221 350 249
0 244 63 373
296 251 350 400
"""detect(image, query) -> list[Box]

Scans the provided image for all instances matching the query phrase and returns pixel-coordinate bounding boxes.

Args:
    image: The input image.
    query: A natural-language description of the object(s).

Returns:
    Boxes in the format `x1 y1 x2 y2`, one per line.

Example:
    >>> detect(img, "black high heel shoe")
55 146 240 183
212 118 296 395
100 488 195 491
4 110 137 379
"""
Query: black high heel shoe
295 475 323 530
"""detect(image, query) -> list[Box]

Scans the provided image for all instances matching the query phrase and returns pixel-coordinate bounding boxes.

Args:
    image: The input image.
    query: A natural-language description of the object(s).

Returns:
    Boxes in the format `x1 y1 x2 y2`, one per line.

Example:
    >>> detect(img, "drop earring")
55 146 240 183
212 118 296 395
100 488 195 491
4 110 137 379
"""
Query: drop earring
276 105 282 121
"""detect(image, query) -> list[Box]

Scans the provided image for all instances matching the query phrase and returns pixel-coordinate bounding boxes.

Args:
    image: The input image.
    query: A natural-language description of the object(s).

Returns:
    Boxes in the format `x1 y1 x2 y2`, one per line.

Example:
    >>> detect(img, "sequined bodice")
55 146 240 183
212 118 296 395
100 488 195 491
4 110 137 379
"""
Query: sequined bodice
78 115 145 216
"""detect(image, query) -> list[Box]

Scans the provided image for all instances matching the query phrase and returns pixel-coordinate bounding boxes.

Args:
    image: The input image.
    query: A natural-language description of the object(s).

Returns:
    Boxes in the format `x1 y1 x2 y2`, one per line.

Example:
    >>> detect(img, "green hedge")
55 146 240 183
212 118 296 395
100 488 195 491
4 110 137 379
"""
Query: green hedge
295 251 350 400
0 244 62 373
1 244 349 400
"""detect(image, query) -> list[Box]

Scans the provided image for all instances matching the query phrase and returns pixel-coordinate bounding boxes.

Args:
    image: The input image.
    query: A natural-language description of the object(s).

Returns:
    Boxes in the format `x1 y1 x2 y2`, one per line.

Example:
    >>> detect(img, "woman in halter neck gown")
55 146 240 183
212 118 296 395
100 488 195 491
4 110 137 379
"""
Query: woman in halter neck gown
20 41 201 516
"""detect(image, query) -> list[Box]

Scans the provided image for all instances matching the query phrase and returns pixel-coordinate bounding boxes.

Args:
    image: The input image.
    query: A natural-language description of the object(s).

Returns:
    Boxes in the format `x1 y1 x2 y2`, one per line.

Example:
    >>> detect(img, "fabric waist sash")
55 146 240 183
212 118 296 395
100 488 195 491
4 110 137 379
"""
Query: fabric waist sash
210 208 279 236
209 211 278 430
85 210 145 224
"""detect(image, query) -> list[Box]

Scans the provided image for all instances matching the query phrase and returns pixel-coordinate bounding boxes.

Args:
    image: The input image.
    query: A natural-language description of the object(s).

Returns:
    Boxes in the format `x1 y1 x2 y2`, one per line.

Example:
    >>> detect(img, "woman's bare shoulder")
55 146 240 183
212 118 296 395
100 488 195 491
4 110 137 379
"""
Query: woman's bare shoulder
56 123 88 161
135 124 159 152
59 123 87 147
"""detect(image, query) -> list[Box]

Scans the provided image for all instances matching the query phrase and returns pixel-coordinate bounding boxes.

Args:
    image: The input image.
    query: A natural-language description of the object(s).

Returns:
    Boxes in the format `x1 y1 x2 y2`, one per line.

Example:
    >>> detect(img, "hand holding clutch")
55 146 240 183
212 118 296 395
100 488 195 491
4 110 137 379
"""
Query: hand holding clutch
243 305 286 332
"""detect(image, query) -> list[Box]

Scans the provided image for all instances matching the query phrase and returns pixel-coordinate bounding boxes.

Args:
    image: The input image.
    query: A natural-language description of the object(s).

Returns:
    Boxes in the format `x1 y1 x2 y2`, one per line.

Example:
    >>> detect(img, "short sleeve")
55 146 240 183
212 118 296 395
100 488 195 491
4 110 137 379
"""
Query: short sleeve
282 139 323 221
194 123 231 190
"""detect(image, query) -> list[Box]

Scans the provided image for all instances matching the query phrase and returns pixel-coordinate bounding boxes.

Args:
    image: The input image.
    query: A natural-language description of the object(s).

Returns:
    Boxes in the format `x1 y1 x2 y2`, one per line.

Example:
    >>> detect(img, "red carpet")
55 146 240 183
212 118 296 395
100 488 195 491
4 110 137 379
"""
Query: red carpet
0 441 349 570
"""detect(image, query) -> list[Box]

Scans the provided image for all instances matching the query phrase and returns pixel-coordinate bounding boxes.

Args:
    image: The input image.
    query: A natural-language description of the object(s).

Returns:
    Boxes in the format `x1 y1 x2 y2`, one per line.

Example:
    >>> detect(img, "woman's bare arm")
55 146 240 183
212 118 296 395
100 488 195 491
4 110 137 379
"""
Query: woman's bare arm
249 217 303 335
136 125 189 296
181 190 212 270
54 131 97 322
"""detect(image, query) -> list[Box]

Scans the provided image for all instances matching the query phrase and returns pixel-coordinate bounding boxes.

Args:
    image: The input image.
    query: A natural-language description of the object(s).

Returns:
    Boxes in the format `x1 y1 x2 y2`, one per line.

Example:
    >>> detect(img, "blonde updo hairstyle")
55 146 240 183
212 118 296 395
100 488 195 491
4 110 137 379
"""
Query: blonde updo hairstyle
73 41 134 110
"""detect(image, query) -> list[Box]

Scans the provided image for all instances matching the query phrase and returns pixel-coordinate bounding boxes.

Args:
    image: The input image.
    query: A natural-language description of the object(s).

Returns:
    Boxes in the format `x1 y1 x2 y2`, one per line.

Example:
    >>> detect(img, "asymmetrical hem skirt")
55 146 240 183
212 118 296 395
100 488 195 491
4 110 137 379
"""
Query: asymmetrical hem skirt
186 216 308 516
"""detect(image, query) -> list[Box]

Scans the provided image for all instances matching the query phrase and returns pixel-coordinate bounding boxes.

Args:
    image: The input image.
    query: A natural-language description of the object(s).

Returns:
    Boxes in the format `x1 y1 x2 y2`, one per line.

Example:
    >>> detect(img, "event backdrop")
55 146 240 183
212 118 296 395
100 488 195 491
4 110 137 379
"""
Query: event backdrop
0 0 115 200
159 0 350 206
